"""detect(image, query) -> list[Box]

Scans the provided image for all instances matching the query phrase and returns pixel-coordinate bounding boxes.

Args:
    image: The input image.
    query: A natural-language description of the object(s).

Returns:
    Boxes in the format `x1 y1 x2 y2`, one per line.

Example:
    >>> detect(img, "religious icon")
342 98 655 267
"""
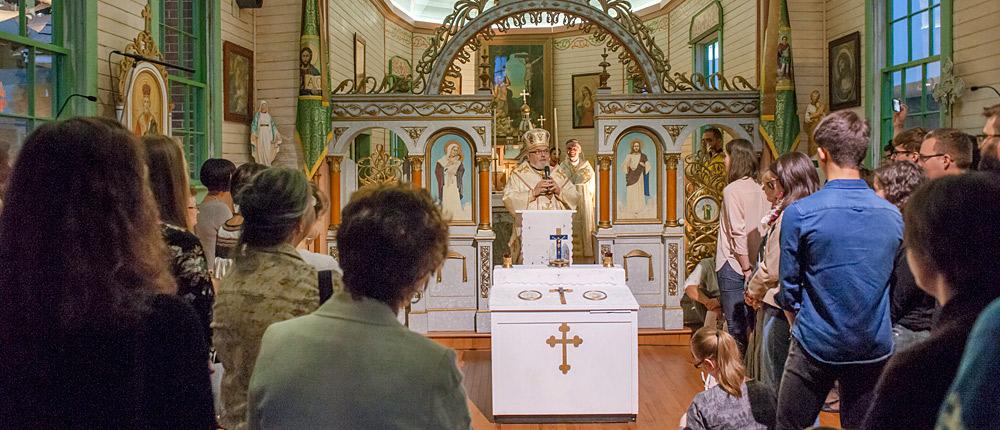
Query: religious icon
776 34 793 83
133 83 158 136
250 100 282 166
428 132 475 225
805 90 829 156
300 43 322 96
486 43 548 138
694 197 719 223
829 32 861 110
614 129 661 223
223 41 254 123
572 73 599 129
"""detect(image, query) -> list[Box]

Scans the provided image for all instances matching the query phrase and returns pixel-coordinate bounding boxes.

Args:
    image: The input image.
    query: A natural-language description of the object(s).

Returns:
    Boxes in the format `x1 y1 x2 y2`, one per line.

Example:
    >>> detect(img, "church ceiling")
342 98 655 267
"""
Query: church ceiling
386 0 663 24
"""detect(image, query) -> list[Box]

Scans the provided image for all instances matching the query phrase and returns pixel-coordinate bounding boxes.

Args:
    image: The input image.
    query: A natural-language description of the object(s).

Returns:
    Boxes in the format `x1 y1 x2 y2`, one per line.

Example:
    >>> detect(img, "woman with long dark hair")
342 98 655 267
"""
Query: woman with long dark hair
212 167 320 430
0 117 215 428
144 135 215 340
215 162 269 278
716 138 770 356
745 152 821 394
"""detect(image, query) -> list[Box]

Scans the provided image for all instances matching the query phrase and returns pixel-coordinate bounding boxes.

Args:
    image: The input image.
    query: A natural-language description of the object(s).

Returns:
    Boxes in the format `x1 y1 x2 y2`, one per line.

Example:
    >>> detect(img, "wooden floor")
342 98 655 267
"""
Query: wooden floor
456 345 842 429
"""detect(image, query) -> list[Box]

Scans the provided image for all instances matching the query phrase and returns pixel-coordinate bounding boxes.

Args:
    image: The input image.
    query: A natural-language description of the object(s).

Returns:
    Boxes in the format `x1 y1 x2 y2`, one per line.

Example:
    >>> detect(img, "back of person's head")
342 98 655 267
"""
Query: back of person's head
143 135 190 229
230 162 268 207
875 161 926 212
814 110 870 169
238 168 312 250
0 148 11 199
925 128 974 170
905 173 1000 293
0 117 174 338
893 127 928 153
200 158 236 192
690 327 745 398
338 185 448 308
725 138 759 183
769 151 821 211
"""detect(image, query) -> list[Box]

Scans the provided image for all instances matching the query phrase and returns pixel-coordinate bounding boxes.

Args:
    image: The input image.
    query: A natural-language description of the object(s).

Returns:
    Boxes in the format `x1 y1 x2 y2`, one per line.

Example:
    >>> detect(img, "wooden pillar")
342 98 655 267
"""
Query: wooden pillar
664 154 680 227
476 156 492 230
407 156 424 189
327 156 343 230
597 154 612 229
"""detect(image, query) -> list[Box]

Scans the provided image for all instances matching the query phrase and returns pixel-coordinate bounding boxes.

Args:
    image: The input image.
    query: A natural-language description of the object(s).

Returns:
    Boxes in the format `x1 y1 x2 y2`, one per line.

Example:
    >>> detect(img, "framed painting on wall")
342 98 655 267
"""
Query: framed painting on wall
223 41 254 123
614 128 662 224
354 33 366 85
479 37 552 139
572 73 599 128
829 31 861 111
426 130 476 225
126 64 170 137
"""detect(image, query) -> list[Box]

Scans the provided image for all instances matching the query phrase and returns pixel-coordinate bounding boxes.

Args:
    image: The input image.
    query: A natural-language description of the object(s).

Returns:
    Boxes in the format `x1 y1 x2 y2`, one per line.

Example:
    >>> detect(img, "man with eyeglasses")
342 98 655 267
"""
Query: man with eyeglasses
978 104 1000 173
888 127 927 164
918 128 974 179
502 127 579 262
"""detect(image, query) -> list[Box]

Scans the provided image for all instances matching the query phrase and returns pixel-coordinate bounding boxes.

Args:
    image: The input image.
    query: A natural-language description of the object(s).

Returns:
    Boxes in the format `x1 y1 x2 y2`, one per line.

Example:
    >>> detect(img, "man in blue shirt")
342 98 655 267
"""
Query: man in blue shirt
774 110 903 429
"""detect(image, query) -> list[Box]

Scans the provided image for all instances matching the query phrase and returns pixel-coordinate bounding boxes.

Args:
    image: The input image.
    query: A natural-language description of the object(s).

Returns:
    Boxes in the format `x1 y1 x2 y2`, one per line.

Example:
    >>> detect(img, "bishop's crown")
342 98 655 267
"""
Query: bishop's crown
521 127 550 148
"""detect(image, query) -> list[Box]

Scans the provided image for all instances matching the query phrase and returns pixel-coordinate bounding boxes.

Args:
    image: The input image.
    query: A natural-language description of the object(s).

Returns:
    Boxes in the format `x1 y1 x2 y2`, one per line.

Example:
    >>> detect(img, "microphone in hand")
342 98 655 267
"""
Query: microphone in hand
543 166 552 194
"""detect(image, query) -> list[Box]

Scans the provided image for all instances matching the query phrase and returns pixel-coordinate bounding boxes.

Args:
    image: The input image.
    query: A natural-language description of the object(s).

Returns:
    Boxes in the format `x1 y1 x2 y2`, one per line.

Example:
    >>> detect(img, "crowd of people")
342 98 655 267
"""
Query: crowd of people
683 104 1000 430
0 103 997 430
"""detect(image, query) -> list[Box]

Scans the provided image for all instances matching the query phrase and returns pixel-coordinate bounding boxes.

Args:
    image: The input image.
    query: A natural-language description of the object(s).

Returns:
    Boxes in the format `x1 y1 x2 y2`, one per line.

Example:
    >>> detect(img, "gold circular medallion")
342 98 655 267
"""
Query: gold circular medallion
518 290 542 301
583 290 608 301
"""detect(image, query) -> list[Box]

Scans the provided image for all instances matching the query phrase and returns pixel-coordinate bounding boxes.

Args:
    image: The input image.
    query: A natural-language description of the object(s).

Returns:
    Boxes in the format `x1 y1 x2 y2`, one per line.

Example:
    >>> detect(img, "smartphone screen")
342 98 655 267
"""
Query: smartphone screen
892 99 902 112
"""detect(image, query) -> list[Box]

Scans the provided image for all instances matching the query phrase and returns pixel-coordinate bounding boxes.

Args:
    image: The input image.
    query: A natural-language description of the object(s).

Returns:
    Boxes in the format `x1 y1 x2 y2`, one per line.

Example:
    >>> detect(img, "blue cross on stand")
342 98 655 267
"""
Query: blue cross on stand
549 228 569 268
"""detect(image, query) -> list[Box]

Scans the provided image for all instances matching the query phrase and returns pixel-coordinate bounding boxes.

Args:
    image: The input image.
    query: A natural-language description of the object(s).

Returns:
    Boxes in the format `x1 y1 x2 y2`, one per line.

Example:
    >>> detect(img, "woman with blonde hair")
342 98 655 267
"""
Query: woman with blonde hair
681 327 775 430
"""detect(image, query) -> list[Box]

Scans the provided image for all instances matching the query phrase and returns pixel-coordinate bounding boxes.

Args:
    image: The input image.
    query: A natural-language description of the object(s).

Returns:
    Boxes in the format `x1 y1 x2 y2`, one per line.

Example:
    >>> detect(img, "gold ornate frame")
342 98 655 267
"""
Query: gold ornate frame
424 128 478 226
612 126 663 224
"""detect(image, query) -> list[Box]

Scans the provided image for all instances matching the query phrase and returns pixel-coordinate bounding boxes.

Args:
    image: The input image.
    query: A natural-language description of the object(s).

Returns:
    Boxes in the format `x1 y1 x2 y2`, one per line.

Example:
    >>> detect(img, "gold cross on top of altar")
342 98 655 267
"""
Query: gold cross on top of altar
549 286 573 304
519 89 530 105
538 115 546 128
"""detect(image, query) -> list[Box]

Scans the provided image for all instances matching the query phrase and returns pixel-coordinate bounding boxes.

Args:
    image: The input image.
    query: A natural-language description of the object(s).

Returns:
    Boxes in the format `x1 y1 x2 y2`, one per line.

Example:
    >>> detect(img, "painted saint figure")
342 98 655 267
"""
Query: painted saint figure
299 47 321 96
134 83 158 136
575 86 594 127
435 140 466 221
621 138 650 216
250 101 282 166
805 90 829 156
559 139 596 258
777 35 792 81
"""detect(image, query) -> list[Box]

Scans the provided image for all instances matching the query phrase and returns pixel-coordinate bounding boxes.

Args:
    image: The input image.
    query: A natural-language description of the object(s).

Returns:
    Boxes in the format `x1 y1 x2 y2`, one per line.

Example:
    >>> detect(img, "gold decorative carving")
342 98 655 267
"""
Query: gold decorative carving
402 126 426 141
476 155 491 172
473 126 487 141
117 5 167 104
668 243 679 296
600 244 612 259
546 323 583 375
664 154 679 170
329 243 339 261
604 125 617 141
328 155 343 173
480 245 491 298
663 125 684 141
623 249 654 282
436 250 467 283
684 150 726 273
740 123 755 135
331 101 492 119
598 100 760 116
357 143 404 186
597 154 612 171
333 127 349 142
407 156 424 172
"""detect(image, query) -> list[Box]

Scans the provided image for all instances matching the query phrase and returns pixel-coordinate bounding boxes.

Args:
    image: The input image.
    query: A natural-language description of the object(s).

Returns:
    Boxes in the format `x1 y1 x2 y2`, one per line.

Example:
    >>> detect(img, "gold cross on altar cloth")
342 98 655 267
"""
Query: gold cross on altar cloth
549 286 573 304
546 323 583 374
519 89 530 105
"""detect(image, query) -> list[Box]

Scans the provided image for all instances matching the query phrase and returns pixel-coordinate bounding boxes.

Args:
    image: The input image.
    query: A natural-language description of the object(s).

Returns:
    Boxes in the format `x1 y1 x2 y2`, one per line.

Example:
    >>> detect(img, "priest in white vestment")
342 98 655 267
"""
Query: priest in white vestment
502 127 579 262
559 139 596 258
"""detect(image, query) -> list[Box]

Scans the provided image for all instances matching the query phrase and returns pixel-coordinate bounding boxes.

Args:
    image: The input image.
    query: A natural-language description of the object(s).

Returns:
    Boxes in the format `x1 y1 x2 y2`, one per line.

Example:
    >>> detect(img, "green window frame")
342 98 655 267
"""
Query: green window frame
696 38 721 77
158 0 209 180
879 0 951 147
0 0 69 152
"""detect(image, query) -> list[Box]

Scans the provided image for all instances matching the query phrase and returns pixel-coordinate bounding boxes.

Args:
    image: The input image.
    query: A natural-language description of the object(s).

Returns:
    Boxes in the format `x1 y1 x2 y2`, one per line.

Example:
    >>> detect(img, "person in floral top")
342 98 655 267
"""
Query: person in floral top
143 135 216 341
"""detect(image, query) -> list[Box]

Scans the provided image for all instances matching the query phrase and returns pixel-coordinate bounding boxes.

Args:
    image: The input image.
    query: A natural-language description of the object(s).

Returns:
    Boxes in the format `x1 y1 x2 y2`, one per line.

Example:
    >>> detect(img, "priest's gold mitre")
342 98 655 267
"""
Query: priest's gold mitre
522 127 550 151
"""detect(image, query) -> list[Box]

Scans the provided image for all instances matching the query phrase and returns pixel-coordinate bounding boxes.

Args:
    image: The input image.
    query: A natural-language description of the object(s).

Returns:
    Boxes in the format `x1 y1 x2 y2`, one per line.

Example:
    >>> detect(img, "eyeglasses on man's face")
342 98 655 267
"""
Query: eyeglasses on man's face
528 150 548 155
918 153 947 163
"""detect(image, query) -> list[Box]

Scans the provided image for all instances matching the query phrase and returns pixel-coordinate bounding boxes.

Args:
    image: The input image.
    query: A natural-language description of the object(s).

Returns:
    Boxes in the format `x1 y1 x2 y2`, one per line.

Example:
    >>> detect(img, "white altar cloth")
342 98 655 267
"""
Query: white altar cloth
490 265 639 422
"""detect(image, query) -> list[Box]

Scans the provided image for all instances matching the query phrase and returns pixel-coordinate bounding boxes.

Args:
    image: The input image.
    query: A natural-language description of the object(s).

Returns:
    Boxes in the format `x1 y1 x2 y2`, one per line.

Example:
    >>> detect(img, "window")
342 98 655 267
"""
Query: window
160 0 207 179
881 0 946 142
0 0 66 155
697 38 720 77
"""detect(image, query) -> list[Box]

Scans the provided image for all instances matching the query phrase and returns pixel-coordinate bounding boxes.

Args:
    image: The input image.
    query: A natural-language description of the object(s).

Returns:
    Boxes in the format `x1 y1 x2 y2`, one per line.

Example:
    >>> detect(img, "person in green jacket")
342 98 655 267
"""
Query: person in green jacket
248 184 471 430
